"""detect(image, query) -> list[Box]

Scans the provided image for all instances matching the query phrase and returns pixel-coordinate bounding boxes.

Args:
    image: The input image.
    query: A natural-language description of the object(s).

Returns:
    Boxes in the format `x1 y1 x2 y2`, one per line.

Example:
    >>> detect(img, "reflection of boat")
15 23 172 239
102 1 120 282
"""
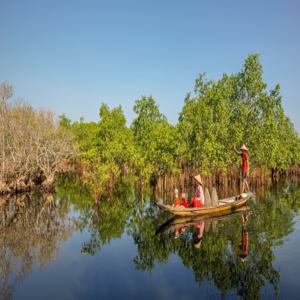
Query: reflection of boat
156 192 253 217
156 206 250 235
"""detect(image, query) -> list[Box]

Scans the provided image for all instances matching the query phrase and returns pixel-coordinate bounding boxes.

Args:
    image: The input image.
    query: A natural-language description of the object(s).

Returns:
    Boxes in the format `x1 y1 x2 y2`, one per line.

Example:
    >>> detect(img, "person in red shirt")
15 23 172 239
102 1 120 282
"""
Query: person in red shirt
174 197 181 207
234 144 250 193
174 190 189 208
181 193 189 208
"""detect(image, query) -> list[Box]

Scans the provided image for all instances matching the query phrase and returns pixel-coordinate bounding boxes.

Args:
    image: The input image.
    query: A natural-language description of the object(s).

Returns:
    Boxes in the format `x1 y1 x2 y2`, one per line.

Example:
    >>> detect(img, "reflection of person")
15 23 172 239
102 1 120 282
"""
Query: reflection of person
174 225 186 239
190 175 205 208
234 144 250 193
240 213 249 262
175 226 180 239
194 222 205 248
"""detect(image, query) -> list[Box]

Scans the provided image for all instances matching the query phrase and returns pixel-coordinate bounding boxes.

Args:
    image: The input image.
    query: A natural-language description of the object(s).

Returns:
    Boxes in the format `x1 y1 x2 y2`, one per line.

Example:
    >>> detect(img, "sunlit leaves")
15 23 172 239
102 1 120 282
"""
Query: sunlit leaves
62 54 300 196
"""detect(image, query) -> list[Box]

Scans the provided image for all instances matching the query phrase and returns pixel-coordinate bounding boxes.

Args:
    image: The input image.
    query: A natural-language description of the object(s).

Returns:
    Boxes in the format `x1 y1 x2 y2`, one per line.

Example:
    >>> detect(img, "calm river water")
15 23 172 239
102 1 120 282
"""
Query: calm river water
1 177 300 299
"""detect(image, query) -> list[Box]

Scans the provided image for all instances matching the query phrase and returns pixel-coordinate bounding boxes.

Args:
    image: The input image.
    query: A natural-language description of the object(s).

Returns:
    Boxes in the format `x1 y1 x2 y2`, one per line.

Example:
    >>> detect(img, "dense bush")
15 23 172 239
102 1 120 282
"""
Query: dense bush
0 82 75 186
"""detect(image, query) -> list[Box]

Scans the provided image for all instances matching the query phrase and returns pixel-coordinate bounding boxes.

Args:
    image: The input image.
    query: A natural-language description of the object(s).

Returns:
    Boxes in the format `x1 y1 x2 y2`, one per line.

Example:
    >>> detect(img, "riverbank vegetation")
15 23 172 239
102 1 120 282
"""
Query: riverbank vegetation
61 54 300 197
0 82 75 194
1 54 299 198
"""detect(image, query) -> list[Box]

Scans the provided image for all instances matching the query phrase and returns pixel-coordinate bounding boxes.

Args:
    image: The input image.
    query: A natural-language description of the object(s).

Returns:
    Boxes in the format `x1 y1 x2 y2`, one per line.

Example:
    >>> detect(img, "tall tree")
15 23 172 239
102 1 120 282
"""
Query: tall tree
131 96 178 185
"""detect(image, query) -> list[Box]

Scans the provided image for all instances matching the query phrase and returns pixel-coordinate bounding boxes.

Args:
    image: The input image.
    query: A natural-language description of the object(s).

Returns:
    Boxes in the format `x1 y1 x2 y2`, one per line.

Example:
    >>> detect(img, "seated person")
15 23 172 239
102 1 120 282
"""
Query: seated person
190 198 203 207
190 174 205 208
173 188 181 207
181 193 189 208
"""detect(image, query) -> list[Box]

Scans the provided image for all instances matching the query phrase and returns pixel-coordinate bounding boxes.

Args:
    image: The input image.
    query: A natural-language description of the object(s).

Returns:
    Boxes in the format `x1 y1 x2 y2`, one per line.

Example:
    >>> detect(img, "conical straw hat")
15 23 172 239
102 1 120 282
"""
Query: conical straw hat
194 174 202 185
240 144 248 151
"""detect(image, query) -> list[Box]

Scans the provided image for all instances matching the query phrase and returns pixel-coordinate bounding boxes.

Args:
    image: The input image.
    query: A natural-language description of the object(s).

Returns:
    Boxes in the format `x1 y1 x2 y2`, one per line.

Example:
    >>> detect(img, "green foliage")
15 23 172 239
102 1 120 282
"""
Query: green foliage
61 54 300 196
65 104 137 197
178 54 300 174
178 74 234 173
131 96 179 183
59 113 72 129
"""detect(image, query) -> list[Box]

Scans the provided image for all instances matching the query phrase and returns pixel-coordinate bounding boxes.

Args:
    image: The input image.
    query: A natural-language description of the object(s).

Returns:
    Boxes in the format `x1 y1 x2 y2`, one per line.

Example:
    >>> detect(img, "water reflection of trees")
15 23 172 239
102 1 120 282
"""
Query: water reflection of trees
56 175 136 255
129 184 300 299
0 193 75 300
55 175 300 299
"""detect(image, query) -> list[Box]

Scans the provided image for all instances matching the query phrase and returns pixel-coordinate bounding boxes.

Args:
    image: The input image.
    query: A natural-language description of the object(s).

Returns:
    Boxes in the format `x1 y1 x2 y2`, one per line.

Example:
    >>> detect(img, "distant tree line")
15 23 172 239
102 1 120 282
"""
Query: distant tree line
1 54 299 196
59 54 300 197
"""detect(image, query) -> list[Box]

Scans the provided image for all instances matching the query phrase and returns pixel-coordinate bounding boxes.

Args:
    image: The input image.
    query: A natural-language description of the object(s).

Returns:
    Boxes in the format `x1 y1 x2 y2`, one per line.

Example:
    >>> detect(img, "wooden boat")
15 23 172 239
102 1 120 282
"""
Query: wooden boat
156 192 253 217
155 206 250 236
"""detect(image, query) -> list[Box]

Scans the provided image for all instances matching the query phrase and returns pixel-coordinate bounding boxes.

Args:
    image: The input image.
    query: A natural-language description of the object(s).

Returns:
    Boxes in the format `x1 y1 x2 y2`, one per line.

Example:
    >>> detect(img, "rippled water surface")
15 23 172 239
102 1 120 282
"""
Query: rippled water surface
1 178 300 299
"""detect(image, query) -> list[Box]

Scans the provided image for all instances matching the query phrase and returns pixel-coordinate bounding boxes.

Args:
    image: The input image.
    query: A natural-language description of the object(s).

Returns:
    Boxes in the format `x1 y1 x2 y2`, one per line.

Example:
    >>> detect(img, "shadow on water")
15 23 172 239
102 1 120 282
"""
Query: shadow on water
0 175 300 299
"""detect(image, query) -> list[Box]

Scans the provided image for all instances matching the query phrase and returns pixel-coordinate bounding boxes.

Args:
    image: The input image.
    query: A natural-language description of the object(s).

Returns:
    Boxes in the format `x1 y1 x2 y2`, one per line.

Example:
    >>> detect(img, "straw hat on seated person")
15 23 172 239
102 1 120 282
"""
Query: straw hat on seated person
194 174 203 185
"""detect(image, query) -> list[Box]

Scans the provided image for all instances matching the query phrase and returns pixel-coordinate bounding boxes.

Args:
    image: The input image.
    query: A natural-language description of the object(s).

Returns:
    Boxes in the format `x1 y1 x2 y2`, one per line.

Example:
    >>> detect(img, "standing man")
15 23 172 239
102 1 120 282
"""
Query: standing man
234 144 250 193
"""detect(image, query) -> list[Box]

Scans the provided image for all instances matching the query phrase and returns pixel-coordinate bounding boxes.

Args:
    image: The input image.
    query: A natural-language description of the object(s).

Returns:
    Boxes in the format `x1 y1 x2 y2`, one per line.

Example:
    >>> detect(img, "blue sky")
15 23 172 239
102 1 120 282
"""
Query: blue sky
0 0 299 132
